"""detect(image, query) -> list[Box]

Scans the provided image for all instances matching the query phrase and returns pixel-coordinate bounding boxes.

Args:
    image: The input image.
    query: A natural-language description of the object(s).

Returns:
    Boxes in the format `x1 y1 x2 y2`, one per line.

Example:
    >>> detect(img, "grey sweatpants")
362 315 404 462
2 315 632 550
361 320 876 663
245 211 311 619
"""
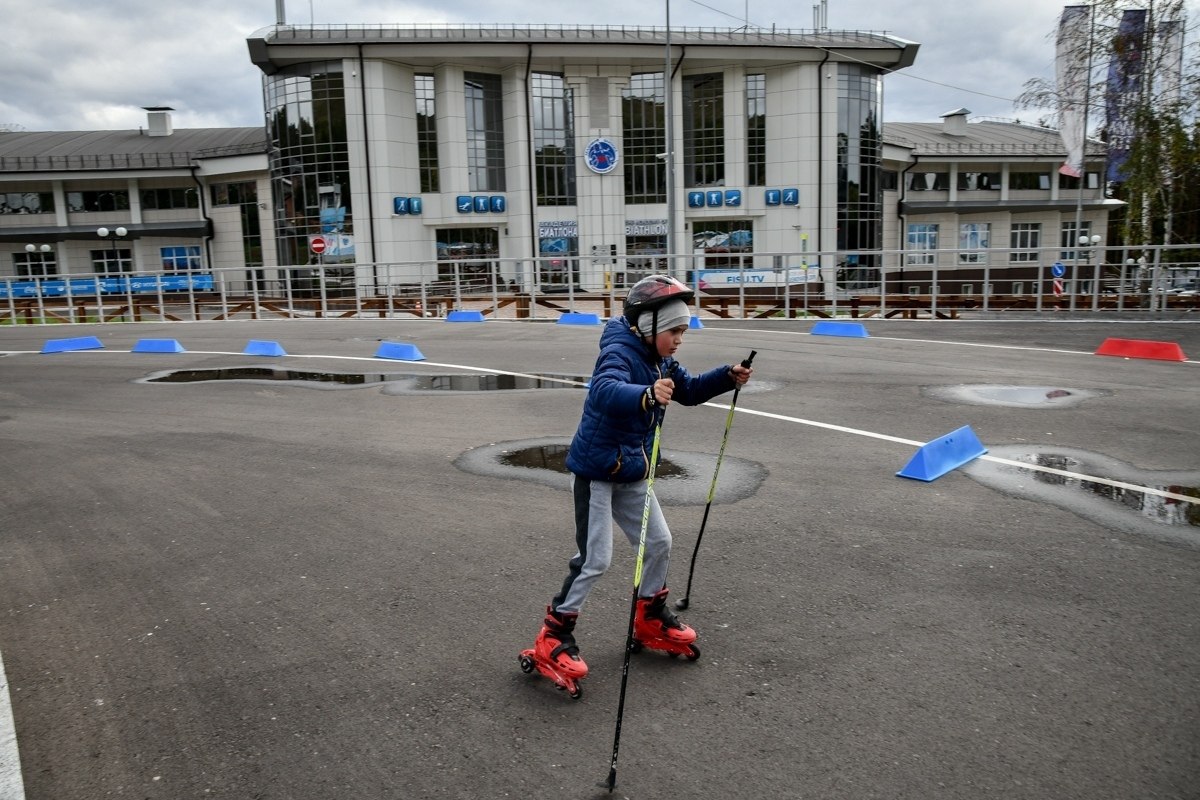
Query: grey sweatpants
551 475 672 615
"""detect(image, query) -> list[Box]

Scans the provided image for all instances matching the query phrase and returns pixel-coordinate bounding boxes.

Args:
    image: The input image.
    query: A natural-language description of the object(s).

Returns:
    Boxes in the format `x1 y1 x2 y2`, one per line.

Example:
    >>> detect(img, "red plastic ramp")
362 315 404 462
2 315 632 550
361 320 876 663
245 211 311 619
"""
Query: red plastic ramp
1094 338 1187 362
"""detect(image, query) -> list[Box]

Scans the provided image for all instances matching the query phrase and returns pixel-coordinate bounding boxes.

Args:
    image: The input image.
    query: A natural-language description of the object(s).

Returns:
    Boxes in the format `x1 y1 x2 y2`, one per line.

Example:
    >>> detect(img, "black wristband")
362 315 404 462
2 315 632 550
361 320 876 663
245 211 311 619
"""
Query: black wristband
645 385 657 408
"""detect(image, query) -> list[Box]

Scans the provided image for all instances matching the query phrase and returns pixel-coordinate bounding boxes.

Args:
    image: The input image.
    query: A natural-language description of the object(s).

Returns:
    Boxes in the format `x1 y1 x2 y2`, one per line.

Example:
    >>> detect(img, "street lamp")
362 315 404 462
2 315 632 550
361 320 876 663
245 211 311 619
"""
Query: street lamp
1124 255 1147 310
1075 234 1102 311
96 226 128 273
24 243 53 276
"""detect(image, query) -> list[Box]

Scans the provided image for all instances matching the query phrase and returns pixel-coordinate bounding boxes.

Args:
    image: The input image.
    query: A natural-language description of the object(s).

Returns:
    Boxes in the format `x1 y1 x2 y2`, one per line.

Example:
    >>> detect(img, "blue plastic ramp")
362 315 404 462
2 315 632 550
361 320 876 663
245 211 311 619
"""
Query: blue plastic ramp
557 312 601 326
132 338 186 353
897 425 988 482
374 341 427 361
243 340 287 357
41 336 104 354
688 315 704 329
446 310 486 322
811 321 868 338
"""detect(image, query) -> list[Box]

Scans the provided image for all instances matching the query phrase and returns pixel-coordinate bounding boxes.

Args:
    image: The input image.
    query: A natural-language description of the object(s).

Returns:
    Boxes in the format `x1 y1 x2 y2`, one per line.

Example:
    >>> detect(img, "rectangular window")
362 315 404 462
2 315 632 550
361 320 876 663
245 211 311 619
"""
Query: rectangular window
13 250 58 277
961 284 974 296
1009 222 1041 262
957 172 1000 191
436 227 501 290
1061 220 1098 260
1012 282 1025 295
1 192 54 214
622 73 666 204
532 73 575 206
906 223 938 265
160 246 203 272
746 74 766 187
91 248 131 274
881 170 899 191
211 181 258 206
67 190 130 212
415 74 439 194
959 222 990 263
1059 171 1100 190
1009 172 1050 190
465 72 505 192
142 187 199 210
906 172 948 191
683 73 724 188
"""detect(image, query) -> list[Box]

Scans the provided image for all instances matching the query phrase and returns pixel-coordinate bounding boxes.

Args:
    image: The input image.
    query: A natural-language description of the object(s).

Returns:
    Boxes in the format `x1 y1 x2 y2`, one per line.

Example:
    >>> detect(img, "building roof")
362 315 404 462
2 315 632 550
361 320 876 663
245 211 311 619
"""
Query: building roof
883 118 1106 158
0 127 267 173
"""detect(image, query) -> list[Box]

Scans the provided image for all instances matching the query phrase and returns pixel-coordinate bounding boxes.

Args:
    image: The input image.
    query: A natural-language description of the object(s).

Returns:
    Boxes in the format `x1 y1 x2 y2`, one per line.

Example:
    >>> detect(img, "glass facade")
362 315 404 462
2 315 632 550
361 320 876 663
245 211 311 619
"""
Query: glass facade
683 73 724 188
415 74 439 194
622 73 666 204
465 72 505 192
837 64 882 287
531 73 575 206
746 74 766 187
264 61 352 268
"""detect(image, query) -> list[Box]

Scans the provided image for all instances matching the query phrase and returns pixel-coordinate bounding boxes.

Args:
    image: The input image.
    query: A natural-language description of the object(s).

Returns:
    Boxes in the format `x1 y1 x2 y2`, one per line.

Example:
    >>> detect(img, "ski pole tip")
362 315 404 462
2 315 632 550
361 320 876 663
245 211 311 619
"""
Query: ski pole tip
674 597 690 610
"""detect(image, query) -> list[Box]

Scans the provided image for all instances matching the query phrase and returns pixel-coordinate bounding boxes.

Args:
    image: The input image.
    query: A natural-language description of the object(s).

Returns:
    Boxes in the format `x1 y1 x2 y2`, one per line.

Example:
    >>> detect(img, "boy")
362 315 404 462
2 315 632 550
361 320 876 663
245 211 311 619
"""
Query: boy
526 275 753 690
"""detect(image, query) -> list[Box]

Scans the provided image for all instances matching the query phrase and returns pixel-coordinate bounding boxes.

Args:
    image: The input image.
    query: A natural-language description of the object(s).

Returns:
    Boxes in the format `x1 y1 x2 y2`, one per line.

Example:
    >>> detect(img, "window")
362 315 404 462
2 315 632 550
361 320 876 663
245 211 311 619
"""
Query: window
1059 171 1100 190
746 74 766 187
961 284 974 296
692 221 753 269
837 64 882 285
1009 222 1041 262
1010 172 1050 190
1060 220 1094 260
622 73 666 204
67 190 130 212
415 74 439 193
465 72 505 192
13 250 58 277
906 172 948 191
1011 282 1025 295
683 73 724 188
91 248 131 274
142 188 199 210
160 246 202 272
959 222 990 263
436 227 500 290
211 181 257 206
906 223 938 265
957 172 999 191
881 170 899 191
532 73 575 206
1 192 54 214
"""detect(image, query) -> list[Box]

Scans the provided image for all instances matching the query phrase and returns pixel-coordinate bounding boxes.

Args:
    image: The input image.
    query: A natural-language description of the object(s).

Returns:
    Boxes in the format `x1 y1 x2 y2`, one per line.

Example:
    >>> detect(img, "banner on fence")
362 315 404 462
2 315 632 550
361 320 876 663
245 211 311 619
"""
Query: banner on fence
0 273 215 299
696 268 819 289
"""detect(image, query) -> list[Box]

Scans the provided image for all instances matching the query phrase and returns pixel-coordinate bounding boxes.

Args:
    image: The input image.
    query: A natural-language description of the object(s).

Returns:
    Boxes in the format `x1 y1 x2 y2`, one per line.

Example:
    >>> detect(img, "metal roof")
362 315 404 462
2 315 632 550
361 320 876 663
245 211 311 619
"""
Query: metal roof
883 119 1106 158
0 127 267 173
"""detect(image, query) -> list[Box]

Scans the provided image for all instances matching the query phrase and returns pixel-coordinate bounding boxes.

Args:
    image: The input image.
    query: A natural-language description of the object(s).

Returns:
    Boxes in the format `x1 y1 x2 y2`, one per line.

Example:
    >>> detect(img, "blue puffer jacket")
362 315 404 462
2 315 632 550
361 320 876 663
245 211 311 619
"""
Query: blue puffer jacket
566 316 737 482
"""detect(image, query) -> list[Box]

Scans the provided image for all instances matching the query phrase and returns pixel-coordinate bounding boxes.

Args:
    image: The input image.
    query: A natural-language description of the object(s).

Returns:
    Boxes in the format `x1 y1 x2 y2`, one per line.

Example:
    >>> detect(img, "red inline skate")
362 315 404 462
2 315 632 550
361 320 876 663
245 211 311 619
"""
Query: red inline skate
519 607 588 699
632 588 700 660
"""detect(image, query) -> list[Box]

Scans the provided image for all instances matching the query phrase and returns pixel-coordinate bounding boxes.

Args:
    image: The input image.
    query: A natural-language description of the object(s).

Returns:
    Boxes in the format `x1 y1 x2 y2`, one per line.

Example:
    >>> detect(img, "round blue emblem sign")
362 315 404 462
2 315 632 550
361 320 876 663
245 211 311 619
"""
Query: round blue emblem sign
585 138 619 174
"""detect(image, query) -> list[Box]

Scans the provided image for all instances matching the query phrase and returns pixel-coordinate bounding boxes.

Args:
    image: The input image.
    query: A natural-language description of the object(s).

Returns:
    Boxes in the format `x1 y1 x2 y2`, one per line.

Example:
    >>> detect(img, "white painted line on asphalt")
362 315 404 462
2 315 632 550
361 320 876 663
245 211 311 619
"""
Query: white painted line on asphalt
709 403 1199 506
0 648 26 800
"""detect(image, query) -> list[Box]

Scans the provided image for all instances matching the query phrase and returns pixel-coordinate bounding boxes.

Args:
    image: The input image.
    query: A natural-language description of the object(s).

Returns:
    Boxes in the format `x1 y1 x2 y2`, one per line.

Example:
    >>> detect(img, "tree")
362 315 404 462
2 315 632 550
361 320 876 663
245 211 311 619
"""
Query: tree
1016 0 1199 260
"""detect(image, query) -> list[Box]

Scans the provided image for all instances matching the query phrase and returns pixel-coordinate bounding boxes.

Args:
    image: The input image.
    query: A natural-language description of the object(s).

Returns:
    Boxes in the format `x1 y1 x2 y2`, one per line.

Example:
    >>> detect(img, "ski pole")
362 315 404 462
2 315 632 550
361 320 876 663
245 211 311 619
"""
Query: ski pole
604 369 672 794
675 350 756 611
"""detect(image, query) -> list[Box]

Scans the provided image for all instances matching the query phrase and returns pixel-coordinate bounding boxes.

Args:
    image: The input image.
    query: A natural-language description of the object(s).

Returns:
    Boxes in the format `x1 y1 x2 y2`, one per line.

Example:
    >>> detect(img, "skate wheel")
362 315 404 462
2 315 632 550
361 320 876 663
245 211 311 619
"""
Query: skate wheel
568 683 583 700
518 654 535 674
686 644 700 661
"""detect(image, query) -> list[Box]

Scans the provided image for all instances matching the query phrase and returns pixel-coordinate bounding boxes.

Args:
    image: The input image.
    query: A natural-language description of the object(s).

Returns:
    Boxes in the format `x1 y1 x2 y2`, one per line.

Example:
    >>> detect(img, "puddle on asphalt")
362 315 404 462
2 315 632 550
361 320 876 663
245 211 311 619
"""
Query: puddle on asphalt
963 445 1200 546
140 367 587 392
457 438 767 505
923 385 1108 408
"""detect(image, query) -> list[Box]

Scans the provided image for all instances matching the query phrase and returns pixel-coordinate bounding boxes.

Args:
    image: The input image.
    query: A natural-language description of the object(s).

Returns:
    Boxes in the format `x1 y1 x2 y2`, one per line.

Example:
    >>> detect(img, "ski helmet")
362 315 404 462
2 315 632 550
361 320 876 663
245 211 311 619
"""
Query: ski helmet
623 275 694 326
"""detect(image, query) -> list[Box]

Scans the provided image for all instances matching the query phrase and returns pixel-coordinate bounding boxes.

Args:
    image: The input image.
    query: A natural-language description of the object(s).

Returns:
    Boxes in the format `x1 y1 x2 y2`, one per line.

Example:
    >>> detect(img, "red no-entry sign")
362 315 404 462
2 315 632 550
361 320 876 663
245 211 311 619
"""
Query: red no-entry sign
310 236 327 254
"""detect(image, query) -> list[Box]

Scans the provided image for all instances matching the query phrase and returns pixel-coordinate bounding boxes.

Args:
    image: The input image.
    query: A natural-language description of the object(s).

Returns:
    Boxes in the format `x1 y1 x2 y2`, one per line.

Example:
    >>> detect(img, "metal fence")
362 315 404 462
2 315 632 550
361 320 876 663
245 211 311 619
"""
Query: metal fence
2 245 1197 326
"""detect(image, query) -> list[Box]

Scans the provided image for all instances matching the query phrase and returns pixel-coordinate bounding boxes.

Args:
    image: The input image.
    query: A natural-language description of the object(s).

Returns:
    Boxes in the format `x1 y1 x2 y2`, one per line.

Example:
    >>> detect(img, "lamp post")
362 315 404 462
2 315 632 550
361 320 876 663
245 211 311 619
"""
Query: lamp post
24 243 53 276
1075 233 1101 311
1124 255 1147 311
96 226 128 273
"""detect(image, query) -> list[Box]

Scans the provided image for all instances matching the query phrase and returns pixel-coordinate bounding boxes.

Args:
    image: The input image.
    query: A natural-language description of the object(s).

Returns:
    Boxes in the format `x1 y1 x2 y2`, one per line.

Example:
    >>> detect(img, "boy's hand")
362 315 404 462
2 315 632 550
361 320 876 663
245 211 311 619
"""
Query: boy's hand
730 364 752 387
652 378 675 406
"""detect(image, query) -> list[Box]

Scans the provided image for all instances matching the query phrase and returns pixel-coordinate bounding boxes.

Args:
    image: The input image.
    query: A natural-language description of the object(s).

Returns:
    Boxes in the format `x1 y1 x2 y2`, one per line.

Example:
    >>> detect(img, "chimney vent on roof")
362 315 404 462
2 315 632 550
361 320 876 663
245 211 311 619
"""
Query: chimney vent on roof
940 108 970 136
143 106 174 137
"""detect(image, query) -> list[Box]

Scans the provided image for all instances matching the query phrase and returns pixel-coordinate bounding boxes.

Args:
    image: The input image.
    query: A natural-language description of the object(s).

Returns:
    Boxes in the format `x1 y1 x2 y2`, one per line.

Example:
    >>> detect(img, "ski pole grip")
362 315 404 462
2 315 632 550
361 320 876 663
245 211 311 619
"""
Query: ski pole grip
741 350 757 369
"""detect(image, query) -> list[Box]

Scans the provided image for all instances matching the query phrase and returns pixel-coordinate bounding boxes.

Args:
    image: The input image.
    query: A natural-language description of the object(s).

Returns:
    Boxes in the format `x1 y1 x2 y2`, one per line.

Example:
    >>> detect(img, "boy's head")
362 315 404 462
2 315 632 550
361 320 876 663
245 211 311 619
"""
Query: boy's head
636 297 691 357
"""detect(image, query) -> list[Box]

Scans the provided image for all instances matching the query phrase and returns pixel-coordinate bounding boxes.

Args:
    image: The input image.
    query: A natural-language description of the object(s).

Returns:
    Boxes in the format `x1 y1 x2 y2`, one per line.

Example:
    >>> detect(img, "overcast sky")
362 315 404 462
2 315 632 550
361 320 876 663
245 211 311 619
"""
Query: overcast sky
1 0 1196 133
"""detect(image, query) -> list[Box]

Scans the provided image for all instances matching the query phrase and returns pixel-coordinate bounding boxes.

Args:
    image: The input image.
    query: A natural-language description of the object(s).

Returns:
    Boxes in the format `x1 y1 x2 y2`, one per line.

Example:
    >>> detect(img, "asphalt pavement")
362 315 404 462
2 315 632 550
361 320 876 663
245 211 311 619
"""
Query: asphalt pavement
1 316 1198 800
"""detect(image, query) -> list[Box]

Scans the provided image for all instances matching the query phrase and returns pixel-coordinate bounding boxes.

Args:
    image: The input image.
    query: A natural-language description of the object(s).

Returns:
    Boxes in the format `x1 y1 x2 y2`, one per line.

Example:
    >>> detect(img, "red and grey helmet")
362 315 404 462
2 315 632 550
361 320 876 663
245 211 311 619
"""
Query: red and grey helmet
622 275 694 325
